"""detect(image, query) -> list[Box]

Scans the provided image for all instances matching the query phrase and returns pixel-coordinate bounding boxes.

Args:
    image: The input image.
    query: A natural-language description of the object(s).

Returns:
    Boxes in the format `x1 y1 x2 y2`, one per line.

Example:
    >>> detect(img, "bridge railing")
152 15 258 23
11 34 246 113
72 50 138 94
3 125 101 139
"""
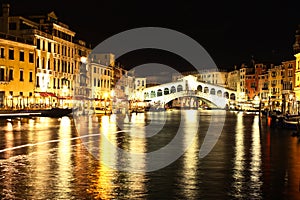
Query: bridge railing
147 90 229 108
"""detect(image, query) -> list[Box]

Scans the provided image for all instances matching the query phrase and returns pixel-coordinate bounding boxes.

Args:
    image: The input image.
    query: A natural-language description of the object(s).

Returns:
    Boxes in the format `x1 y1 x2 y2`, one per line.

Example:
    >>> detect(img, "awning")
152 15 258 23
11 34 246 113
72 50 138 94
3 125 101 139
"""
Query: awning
37 92 57 97
57 96 73 100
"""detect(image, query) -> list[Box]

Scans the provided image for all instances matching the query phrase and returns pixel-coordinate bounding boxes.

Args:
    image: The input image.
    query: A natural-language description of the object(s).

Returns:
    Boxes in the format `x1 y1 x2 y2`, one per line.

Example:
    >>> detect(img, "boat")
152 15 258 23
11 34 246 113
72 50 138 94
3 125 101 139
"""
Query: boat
39 107 73 117
0 107 73 118
282 114 300 129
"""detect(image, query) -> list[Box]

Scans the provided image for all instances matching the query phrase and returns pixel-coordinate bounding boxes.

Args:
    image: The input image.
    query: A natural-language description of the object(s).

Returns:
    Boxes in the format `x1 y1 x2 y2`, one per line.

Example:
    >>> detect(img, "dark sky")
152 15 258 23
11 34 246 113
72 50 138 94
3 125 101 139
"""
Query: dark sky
1 0 300 71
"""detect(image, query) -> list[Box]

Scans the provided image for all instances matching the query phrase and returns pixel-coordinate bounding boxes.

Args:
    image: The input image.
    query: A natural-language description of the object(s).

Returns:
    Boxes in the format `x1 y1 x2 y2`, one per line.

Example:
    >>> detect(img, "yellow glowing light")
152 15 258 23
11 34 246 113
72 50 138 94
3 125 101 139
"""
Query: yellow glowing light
80 56 87 63
104 92 108 99
110 90 115 97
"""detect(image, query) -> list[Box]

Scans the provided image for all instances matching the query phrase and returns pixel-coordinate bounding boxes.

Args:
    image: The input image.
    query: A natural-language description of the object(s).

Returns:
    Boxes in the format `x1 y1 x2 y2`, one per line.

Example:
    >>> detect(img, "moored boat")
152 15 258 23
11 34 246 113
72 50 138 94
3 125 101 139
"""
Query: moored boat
39 107 73 117
283 115 300 129
0 107 73 118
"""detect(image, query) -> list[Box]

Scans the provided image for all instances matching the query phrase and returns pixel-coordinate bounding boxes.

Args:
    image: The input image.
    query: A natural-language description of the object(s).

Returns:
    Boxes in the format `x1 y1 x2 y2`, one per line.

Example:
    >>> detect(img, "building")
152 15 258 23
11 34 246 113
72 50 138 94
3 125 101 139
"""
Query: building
0 34 35 108
293 25 300 101
88 53 114 111
0 3 92 108
239 64 248 102
172 68 228 87
227 66 240 91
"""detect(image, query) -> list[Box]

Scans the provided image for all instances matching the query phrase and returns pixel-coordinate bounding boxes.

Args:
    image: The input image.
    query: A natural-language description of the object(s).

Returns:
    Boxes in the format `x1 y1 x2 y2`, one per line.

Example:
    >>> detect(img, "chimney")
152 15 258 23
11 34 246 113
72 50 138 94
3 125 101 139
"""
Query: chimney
1 3 10 33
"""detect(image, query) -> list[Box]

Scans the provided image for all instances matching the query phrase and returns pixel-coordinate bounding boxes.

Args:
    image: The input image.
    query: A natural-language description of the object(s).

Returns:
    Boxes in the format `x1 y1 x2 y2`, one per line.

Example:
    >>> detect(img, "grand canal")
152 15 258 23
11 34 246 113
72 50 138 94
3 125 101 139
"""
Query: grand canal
0 110 300 199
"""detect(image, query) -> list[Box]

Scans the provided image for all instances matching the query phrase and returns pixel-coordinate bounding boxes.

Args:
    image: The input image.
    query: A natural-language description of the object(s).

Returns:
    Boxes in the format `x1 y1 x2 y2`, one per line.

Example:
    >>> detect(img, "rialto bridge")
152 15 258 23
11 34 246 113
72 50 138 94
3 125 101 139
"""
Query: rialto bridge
141 75 237 109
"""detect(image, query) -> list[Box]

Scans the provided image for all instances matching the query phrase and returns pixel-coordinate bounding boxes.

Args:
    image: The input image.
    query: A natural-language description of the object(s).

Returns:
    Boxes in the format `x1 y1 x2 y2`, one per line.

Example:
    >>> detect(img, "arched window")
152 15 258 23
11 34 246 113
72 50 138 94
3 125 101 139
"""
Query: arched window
230 93 236 100
224 92 229 99
171 86 176 93
217 90 222 97
157 89 163 96
144 92 149 99
177 85 183 92
197 85 202 92
210 88 216 95
204 87 209 93
150 91 156 98
164 88 169 95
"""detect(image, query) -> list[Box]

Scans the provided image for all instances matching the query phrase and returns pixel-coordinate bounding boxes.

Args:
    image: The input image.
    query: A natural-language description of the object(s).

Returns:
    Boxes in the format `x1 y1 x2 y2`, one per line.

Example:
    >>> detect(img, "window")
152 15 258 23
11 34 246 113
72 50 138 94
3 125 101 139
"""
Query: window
29 52 34 63
53 59 56 71
42 41 45 51
29 71 33 82
48 42 51 52
8 69 13 81
9 22 16 30
0 47 4 58
53 78 56 88
19 70 24 81
0 68 4 81
36 39 40 49
9 49 14 60
36 76 39 87
57 60 60 72
19 92 23 96
42 58 45 69
19 51 24 61
48 59 50 70
36 57 40 68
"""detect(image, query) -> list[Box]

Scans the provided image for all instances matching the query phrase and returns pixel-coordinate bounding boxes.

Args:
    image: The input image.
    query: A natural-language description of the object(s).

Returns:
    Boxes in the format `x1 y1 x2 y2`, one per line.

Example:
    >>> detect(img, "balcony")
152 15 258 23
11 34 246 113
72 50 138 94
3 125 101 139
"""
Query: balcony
0 32 34 45
20 29 53 40
0 80 9 85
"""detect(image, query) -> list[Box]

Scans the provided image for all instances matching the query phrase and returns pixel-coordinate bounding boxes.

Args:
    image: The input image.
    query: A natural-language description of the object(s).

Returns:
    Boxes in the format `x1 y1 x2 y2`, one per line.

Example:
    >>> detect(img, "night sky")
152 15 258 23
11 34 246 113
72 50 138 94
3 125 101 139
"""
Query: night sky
1 0 300 71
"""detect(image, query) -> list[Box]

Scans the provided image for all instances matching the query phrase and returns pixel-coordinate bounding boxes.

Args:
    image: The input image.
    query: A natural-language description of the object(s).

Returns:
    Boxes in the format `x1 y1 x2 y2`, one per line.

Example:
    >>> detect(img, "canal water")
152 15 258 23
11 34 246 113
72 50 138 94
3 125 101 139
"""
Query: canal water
0 110 300 199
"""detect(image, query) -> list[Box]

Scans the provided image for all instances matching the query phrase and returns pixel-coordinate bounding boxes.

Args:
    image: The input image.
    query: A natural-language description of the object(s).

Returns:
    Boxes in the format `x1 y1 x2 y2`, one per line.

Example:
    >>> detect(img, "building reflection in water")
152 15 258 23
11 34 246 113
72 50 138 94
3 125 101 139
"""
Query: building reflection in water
57 116 73 199
87 113 147 199
29 117 53 199
232 112 245 198
250 115 262 197
286 128 300 196
181 110 199 198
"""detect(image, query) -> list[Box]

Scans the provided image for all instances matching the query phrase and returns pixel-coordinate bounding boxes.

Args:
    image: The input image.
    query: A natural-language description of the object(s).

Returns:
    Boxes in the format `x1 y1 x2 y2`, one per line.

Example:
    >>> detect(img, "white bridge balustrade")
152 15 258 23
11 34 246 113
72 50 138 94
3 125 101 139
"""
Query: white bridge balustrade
141 75 237 109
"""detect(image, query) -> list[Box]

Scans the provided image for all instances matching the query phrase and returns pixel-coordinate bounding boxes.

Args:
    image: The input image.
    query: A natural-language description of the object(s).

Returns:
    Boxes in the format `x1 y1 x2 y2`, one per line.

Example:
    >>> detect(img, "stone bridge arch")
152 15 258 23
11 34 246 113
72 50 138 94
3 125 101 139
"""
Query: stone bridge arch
141 77 237 109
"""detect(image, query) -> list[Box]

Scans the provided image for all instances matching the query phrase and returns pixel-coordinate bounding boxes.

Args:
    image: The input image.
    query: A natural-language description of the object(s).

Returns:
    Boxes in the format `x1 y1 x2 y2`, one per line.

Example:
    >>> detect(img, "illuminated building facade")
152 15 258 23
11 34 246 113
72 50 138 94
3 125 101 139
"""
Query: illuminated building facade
89 53 114 110
0 3 91 108
293 25 300 100
0 35 35 108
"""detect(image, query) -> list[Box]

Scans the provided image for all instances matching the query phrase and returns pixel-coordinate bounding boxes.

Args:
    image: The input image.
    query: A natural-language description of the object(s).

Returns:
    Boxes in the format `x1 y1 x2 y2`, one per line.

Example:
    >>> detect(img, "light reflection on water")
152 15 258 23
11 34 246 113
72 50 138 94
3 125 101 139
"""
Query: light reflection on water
232 112 245 198
0 111 300 199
